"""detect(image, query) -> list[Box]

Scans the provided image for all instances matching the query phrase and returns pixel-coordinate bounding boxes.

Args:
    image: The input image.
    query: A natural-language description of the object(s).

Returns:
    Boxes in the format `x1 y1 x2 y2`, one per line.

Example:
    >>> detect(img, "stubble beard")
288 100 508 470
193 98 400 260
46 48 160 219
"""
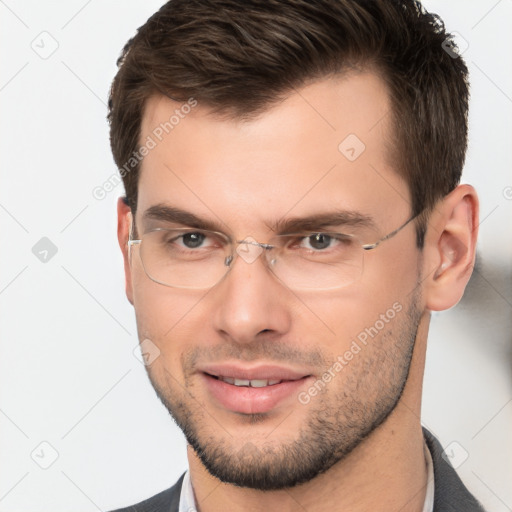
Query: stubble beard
146 295 422 491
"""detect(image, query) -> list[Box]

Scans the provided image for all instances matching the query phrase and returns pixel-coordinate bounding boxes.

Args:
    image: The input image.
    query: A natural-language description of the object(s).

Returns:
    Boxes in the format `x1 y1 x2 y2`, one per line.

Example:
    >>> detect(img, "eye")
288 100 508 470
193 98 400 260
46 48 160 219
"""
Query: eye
148 229 228 263
179 232 207 249
301 233 335 251
154 230 219 251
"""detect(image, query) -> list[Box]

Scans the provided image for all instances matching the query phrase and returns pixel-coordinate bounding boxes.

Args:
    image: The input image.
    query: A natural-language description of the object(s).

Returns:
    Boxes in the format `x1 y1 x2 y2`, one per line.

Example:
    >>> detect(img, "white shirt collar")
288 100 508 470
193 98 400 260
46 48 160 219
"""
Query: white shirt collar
423 438 436 512
178 469 196 512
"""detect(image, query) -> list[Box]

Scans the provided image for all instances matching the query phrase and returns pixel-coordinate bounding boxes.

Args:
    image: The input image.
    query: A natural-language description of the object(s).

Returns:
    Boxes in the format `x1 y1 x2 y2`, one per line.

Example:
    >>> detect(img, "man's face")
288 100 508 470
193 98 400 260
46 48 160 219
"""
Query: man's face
122 73 425 489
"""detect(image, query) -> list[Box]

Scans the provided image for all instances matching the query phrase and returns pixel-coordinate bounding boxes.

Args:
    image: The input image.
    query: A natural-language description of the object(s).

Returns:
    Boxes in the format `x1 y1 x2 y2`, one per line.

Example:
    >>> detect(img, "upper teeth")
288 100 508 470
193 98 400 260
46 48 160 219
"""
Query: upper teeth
220 377 282 387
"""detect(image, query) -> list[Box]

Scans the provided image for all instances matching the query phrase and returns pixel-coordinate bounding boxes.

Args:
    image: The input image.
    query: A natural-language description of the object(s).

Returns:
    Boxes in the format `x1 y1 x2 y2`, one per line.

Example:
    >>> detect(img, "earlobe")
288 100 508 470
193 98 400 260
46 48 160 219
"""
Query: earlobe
117 197 134 305
424 185 479 312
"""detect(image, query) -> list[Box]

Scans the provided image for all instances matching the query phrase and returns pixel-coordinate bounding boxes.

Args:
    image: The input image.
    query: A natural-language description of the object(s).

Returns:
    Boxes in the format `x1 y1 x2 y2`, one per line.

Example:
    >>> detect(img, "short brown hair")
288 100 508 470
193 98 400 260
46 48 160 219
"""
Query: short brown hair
108 0 469 246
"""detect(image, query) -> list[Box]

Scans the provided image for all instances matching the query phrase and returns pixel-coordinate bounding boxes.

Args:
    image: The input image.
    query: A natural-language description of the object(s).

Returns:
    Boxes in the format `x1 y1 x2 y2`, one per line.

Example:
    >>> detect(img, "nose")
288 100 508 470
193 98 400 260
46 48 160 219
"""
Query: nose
212 244 292 345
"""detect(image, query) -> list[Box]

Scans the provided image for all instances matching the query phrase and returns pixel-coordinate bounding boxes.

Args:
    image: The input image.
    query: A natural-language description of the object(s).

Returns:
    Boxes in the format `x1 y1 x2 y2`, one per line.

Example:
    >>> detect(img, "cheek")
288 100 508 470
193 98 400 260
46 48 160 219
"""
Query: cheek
361 242 421 303
305 253 420 350
132 276 210 358
299 290 386 353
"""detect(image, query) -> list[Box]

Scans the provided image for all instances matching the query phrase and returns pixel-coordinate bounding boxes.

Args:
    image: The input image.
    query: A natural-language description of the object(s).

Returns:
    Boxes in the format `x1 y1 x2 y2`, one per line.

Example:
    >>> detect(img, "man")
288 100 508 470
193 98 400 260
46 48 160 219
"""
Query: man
108 0 485 510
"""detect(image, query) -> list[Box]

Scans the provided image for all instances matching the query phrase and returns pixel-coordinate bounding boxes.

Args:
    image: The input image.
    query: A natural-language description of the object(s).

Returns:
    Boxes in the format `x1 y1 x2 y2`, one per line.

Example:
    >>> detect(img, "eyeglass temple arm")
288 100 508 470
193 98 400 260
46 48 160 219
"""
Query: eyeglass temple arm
362 213 418 251
126 212 141 244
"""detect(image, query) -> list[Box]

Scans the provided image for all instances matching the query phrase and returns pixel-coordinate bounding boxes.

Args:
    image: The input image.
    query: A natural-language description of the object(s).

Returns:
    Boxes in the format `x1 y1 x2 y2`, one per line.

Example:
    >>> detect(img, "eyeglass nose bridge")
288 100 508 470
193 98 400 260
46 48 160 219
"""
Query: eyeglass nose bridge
223 237 276 267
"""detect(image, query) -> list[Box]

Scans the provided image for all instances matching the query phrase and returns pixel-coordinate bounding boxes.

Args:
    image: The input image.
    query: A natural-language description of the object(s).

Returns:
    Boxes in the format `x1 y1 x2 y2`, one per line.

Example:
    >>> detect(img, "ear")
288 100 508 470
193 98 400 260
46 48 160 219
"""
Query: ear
117 197 134 305
422 184 479 311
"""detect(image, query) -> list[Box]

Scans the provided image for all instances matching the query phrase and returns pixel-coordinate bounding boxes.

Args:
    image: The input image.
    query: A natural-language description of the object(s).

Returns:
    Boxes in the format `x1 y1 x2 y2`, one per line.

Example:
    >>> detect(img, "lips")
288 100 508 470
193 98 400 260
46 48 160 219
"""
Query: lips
214 376 282 387
199 364 312 414
201 363 309 382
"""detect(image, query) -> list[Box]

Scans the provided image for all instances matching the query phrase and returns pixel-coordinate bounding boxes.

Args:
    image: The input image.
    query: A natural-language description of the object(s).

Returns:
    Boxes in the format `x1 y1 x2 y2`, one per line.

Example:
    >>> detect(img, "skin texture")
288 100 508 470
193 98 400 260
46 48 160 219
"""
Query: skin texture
117 72 479 512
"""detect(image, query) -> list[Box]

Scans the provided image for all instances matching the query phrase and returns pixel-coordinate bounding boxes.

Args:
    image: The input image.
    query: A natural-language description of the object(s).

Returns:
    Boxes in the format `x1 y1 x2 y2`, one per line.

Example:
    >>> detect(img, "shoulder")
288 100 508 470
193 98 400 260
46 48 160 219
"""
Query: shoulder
108 473 184 512
422 427 487 512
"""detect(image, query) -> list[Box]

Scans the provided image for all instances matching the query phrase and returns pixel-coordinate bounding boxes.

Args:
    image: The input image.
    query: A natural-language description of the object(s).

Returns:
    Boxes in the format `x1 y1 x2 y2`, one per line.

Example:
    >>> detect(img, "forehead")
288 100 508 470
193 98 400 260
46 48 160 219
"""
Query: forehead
137 72 409 233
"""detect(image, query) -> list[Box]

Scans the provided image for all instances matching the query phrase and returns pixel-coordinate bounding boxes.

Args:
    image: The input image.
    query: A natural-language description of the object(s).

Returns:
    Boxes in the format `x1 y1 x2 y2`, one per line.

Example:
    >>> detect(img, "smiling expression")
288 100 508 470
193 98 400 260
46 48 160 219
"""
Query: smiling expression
119 72 426 489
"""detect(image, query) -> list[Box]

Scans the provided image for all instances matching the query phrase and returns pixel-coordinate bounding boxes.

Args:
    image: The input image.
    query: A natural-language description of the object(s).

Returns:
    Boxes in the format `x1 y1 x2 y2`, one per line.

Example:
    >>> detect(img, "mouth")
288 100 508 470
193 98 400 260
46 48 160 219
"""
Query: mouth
199 364 313 414
206 374 286 387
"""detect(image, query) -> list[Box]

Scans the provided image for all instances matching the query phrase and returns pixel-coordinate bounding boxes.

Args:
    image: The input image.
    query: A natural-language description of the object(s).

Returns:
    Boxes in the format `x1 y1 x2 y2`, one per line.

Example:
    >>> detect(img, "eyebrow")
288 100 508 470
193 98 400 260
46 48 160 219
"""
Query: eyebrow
269 211 376 234
142 204 226 232
141 204 375 234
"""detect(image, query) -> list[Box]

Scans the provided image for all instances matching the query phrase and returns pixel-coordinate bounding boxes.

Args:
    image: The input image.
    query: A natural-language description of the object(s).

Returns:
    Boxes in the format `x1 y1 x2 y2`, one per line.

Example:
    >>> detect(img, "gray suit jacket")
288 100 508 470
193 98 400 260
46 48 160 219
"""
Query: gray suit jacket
110 428 486 511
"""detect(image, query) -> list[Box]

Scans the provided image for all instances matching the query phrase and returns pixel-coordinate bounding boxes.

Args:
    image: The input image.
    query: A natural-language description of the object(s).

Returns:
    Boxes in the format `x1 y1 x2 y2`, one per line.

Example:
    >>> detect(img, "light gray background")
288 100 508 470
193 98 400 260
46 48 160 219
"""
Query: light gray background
0 1 511 511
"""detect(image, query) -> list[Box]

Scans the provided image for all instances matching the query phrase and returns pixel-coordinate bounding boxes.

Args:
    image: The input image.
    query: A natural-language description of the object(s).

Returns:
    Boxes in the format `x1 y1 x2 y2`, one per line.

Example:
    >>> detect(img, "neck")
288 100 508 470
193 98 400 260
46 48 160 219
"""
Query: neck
188 314 431 512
